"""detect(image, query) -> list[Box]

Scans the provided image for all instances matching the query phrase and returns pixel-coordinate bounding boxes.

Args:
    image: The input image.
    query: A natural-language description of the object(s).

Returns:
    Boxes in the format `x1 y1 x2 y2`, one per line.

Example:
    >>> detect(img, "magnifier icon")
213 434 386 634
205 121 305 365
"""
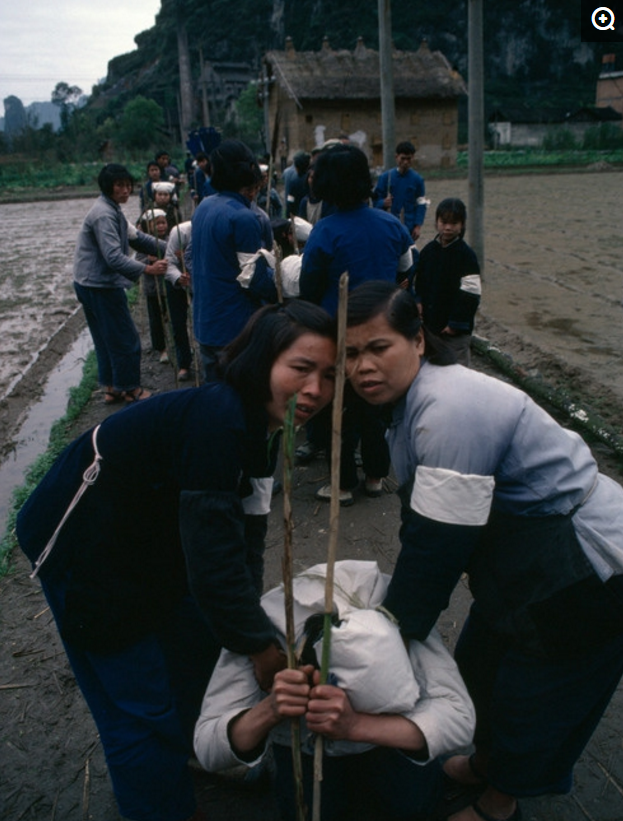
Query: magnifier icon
591 6 616 29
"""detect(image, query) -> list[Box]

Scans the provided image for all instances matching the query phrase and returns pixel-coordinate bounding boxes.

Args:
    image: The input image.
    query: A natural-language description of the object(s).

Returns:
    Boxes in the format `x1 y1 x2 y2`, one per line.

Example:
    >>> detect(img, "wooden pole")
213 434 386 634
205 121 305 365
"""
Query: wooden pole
468 0 485 276
378 0 396 170
281 394 307 821
312 271 349 821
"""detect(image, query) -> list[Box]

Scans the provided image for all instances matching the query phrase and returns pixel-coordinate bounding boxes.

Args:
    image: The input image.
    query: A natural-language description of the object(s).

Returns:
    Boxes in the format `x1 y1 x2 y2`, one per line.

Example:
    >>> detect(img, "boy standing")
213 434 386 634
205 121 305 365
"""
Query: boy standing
373 141 428 241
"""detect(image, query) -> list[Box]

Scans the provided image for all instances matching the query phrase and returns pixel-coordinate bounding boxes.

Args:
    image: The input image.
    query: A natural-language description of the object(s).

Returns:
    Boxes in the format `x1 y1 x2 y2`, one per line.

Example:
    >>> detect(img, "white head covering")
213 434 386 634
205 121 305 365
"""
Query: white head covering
280 254 302 298
142 208 167 220
152 181 175 194
293 216 313 244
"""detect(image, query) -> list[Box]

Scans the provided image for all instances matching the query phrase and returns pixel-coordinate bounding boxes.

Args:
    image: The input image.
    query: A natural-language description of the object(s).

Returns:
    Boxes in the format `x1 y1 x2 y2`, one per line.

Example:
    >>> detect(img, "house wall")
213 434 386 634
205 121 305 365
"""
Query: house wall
494 121 607 148
596 74 623 121
268 87 459 170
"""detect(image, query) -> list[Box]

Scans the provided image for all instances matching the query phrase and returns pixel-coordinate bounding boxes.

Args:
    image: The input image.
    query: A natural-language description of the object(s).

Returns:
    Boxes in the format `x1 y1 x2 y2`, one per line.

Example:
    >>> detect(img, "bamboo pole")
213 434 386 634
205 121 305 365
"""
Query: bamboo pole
172 210 201 386
281 393 307 821
147 208 179 385
312 271 349 821
274 244 283 305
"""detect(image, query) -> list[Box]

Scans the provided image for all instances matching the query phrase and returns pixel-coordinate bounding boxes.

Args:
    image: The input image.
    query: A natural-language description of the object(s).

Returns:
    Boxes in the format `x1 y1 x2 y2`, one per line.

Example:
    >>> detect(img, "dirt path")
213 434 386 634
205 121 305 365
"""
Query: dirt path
2 169 623 821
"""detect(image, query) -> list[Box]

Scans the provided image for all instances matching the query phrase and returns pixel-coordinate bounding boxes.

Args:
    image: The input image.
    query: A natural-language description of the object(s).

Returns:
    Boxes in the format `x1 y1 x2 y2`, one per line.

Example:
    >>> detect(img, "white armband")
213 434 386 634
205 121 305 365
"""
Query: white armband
236 249 276 288
241 477 274 515
460 274 482 296
411 465 494 526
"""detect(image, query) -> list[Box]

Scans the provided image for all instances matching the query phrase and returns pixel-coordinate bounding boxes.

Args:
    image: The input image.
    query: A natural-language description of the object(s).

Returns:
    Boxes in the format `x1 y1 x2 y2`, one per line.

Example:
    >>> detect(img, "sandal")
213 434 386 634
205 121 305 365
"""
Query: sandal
472 800 522 821
104 389 125 405
124 387 152 402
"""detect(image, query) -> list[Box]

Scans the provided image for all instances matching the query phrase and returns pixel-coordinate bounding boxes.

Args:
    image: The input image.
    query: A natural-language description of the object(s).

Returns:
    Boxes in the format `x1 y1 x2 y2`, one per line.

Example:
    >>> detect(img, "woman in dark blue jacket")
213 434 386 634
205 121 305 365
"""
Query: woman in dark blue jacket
16 300 336 821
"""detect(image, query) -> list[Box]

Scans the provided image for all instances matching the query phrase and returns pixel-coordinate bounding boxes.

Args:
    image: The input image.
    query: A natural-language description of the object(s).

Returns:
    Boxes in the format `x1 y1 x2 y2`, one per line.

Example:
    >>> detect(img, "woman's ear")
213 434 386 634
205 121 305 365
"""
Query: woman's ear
414 330 425 356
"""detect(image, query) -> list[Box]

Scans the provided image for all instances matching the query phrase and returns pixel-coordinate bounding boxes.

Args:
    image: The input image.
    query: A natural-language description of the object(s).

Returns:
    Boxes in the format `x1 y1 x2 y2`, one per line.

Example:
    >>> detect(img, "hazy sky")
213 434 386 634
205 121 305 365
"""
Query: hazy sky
1 0 162 107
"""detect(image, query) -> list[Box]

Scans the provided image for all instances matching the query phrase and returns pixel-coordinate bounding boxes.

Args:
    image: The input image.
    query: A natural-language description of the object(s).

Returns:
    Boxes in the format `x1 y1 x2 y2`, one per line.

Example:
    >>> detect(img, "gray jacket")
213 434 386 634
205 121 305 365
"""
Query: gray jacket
73 195 165 289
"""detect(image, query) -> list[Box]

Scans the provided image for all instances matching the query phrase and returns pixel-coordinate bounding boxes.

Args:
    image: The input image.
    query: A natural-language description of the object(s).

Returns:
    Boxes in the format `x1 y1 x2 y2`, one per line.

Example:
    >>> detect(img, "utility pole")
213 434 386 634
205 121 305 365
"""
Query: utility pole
176 0 194 141
378 0 396 169
468 0 485 275
199 48 210 127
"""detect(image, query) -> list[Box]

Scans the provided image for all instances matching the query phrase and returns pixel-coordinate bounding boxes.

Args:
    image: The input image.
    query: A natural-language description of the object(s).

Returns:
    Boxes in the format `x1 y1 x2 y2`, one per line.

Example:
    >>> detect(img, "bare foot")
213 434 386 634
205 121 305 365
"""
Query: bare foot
443 754 487 785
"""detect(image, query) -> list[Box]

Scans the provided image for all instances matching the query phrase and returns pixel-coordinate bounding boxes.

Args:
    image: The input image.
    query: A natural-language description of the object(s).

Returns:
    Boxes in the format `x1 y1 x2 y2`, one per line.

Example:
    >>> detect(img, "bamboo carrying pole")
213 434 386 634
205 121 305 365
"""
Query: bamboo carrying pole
147 208 179 386
172 210 201 386
312 271 349 821
281 394 307 821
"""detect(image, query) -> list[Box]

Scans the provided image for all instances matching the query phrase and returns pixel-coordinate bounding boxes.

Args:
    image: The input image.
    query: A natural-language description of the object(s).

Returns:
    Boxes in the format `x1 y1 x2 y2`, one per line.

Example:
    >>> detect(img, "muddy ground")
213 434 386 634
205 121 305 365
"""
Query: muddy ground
2 169 623 821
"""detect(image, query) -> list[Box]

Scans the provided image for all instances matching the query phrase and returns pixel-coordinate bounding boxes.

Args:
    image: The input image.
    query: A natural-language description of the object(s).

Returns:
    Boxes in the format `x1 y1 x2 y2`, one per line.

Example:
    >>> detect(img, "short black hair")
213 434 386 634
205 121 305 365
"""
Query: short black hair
293 151 311 173
311 145 372 208
219 301 336 407
436 198 467 238
98 164 134 197
347 281 455 365
210 139 261 192
395 141 416 156
147 160 160 170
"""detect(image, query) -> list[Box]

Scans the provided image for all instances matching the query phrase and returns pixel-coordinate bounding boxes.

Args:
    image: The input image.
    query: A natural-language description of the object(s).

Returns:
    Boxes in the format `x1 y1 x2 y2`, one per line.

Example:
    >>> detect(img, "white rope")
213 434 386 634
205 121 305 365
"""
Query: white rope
30 425 103 580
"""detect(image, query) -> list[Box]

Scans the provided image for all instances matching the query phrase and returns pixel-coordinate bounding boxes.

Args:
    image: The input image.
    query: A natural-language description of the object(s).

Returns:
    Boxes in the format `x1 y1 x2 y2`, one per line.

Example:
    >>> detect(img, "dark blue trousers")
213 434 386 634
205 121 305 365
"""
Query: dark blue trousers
42 573 220 821
455 606 623 797
74 283 142 392
273 743 443 821
165 281 192 371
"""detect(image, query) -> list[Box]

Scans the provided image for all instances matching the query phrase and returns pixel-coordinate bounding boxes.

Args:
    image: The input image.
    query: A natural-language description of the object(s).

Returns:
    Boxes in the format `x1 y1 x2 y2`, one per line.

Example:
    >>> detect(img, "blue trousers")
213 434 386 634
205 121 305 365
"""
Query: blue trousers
165 281 192 371
314 384 390 489
272 743 443 821
42 573 220 821
74 283 142 392
455 606 623 797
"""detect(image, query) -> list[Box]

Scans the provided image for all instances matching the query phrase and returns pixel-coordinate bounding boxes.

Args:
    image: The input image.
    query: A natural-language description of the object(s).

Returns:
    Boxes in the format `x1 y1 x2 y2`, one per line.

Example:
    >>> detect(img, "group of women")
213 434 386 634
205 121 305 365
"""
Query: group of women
16 153 623 821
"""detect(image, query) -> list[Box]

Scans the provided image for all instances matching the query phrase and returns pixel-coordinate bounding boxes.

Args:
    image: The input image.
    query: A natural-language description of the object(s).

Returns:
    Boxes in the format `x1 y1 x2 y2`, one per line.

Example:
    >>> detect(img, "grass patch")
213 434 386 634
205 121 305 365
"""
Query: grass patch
456 148 623 169
0 159 149 203
0 351 99 577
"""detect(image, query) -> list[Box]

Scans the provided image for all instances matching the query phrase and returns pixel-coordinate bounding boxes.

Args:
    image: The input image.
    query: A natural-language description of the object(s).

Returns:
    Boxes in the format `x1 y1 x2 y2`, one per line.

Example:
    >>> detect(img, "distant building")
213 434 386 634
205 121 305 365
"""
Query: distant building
262 37 466 170
596 54 623 123
488 105 622 148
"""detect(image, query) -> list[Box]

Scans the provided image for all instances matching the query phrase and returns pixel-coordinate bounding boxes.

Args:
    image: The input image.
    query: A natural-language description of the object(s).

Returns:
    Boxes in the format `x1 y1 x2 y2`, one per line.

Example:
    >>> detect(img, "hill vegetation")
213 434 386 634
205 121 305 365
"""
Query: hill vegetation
2 0 622 163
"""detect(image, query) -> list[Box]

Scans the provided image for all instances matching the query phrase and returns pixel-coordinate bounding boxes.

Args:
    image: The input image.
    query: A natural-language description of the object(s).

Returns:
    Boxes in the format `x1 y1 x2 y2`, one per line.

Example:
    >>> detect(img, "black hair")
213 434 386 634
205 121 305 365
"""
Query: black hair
270 217 294 257
155 151 170 161
395 141 416 155
347 281 455 365
435 198 467 238
312 144 372 208
195 151 208 162
219 301 336 406
293 151 311 173
209 139 261 192
147 160 160 170
98 163 134 197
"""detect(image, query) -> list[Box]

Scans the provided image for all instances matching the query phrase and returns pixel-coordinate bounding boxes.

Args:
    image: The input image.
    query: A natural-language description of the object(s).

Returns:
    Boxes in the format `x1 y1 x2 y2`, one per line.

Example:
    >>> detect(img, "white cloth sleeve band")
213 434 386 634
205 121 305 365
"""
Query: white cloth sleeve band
410 465 494 526
236 249 276 288
241 477 274 515
460 274 482 296
398 249 414 273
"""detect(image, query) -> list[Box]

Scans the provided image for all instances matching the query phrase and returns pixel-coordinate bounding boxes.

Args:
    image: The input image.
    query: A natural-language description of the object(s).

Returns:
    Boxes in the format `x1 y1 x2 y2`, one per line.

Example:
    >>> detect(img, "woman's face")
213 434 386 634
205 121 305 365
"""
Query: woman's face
111 180 132 204
266 333 336 430
346 313 424 405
